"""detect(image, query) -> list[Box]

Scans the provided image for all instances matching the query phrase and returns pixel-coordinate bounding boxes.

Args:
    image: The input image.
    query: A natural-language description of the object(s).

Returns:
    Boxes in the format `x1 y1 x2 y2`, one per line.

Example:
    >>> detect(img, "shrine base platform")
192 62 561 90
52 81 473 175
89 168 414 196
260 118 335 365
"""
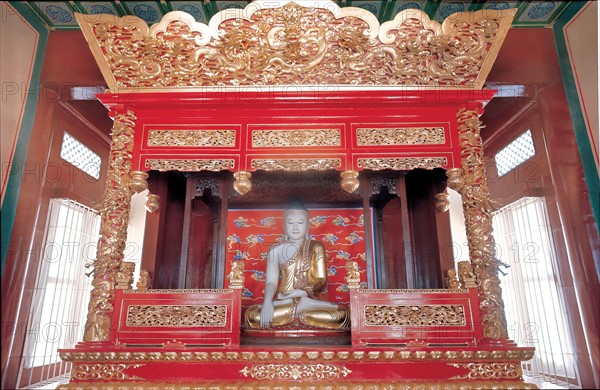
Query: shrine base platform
58 343 536 389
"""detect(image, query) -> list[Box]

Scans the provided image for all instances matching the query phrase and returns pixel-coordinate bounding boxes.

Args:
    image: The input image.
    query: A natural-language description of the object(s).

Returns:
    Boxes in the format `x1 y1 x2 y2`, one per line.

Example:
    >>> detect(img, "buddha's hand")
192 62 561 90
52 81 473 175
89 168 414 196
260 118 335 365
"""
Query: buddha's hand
277 289 308 299
259 301 274 328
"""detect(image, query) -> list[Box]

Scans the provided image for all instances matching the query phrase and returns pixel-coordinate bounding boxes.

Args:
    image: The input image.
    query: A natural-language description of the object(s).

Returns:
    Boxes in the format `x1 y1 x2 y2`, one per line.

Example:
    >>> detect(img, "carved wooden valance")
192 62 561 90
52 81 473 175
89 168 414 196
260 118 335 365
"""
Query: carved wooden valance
76 0 515 91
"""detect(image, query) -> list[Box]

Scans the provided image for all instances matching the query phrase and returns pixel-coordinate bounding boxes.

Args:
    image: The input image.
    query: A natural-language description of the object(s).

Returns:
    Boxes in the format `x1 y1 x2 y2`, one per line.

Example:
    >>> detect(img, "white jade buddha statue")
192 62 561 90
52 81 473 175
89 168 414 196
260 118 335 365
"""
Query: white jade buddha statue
244 201 349 330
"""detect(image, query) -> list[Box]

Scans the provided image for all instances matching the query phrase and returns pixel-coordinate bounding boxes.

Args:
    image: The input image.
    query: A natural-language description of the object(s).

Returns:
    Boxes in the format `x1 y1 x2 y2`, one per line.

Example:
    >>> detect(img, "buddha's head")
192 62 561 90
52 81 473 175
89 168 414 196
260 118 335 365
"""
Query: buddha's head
283 199 309 242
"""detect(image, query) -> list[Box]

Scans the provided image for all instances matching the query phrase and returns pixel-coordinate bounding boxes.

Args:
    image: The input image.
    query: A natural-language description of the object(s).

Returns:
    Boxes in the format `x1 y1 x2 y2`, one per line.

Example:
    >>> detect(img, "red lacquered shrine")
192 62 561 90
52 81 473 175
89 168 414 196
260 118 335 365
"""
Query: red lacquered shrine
59 1 536 388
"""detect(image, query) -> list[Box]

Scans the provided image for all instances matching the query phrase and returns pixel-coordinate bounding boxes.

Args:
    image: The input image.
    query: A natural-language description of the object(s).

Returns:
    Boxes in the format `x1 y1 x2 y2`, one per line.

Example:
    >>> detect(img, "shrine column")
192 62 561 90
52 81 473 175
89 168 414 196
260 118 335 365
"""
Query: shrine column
447 104 509 341
83 109 137 342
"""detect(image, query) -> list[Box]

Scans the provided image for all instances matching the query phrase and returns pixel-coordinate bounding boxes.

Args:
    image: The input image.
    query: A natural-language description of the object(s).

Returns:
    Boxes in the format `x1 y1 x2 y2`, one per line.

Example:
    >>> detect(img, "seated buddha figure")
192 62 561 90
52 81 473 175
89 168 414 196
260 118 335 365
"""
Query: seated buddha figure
244 201 349 330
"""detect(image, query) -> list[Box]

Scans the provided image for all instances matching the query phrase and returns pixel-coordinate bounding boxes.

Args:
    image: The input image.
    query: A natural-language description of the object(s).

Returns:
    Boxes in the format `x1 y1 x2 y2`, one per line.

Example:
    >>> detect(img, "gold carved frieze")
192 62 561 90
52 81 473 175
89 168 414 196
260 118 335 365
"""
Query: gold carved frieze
240 364 352 381
251 158 341 171
451 363 522 380
357 289 468 294
71 363 143 381
126 304 227 327
356 127 445 146
364 305 466 326
145 159 235 171
57 380 538 389
59 348 535 363
252 129 341 148
125 288 231 294
75 3 516 90
357 157 447 170
147 130 236 147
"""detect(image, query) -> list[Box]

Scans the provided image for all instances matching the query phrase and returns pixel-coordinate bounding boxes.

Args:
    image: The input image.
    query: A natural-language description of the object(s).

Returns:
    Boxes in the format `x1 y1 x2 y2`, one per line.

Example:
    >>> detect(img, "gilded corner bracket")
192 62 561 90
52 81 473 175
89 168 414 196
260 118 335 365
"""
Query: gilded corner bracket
451 107 508 340
83 110 137 342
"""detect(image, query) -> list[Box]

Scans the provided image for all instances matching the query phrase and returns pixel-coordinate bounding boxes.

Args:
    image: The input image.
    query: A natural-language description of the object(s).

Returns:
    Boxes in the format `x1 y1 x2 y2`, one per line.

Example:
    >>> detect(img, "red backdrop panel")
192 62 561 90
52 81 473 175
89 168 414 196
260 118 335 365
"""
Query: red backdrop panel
224 208 368 312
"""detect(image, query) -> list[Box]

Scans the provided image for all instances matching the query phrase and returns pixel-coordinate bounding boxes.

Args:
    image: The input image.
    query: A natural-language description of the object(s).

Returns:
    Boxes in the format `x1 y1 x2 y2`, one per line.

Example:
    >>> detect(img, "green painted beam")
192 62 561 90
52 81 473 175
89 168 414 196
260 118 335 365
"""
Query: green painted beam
552 1 600 233
19 1 577 30
2 2 49 273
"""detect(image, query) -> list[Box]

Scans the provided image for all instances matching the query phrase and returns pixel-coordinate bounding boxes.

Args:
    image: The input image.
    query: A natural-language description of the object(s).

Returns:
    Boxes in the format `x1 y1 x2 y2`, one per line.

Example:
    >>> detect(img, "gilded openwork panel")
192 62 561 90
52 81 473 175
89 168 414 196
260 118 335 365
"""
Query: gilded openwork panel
145 158 235 171
239 364 352 381
75 3 515 90
250 158 342 171
126 304 228 327
147 130 236 147
364 305 466 326
251 129 341 148
356 156 448 170
356 127 445 146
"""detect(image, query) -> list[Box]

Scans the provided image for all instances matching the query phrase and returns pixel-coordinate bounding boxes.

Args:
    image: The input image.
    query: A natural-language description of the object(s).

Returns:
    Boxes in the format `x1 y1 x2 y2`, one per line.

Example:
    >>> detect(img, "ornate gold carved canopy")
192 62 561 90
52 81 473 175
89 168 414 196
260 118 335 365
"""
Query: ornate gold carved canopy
75 0 515 91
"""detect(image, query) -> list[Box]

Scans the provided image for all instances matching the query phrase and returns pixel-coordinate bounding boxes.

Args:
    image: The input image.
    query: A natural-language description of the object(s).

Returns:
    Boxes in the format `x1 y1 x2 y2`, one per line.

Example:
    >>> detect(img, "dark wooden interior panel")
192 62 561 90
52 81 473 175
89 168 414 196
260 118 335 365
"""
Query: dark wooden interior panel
186 198 216 289
151 171 186 289
380 197 407 289
405 169 446 289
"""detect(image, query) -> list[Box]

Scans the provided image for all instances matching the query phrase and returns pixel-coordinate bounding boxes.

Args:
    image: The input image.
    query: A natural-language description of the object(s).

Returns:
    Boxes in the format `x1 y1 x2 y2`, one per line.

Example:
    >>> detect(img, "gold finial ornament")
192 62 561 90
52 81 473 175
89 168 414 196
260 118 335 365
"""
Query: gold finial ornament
457 261 477 289
346 261 361 289
446 269 460 290
145 193 160 213
129 171 149 193
340 170 359 193
137 270 152 289
233 171 252 195
446 168 465 192
227 261 244 289
435 191 450 212
115 262 136 289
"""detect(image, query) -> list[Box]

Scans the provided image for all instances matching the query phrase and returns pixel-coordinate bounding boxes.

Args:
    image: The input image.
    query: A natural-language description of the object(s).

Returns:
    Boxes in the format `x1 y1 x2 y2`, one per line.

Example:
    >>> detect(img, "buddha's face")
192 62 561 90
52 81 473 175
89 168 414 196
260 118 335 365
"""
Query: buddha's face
284 212 308 241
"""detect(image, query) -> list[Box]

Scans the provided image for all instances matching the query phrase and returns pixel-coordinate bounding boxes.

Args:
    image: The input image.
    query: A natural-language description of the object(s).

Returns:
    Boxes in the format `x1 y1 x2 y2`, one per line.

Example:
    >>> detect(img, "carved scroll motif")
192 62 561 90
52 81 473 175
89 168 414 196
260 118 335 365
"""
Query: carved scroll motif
454 107 508 339
84 111 136 342
357 157 447 170
364 305 466 326
451 363 522 380
252 129 341 147
145 159 235 171
126 305 227 327
75 4 516 90
239 364 352 381
147 130 236 147
356 127 445 145
251 158 341 171
72 363 143 381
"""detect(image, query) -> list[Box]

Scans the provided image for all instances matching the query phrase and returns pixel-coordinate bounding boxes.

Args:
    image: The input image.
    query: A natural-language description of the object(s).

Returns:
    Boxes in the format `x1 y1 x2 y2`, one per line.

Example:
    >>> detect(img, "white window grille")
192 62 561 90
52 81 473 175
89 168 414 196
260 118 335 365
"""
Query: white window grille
59 132 101 180
492 197 581 389
494 130 536 176
18 199 100 389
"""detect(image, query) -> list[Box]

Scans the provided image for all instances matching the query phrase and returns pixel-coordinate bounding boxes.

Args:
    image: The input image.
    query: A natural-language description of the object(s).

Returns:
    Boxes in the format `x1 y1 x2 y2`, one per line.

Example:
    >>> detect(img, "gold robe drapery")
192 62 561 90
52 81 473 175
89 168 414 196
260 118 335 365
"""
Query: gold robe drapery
244 239 349 330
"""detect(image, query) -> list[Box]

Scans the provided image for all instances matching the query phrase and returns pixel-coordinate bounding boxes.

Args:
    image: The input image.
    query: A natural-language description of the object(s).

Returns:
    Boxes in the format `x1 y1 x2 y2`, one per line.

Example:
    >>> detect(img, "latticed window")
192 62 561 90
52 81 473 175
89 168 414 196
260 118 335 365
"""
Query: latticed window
59 132 101 179
494 130 536 176
493 197 581 388
18 199 100 388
